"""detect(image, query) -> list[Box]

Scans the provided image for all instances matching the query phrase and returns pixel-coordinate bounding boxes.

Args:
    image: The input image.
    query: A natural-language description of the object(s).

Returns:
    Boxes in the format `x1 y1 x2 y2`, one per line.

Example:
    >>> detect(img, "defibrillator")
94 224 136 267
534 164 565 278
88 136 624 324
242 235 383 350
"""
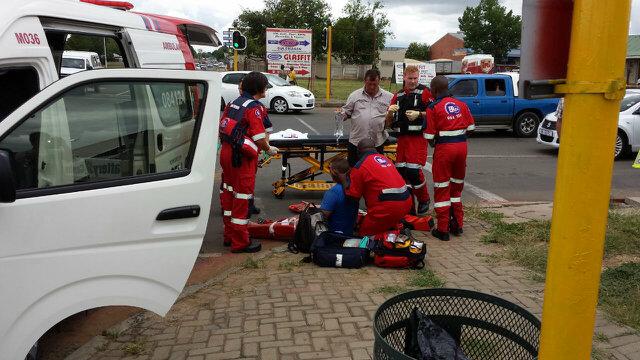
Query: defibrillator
392 84 429 135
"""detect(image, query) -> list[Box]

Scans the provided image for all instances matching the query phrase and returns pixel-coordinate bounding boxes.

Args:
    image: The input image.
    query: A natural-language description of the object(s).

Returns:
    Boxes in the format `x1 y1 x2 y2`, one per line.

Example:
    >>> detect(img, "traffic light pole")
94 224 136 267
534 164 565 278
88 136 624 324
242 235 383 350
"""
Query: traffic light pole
233 50 238 71
325 26 332 102
538 0 632 358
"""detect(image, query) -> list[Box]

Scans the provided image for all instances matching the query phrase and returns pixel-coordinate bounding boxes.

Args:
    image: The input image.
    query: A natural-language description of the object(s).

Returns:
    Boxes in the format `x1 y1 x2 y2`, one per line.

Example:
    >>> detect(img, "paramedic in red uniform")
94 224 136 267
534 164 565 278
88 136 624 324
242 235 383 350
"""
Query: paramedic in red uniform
219 72 278 252
385 65 433 216
337 138 412 236
424 75 475 241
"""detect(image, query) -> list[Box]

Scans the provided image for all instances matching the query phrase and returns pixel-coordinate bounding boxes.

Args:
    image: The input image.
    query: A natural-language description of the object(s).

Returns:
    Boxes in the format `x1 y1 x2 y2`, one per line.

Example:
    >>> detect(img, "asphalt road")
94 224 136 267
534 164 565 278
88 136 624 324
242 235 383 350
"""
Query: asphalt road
201 107 640 253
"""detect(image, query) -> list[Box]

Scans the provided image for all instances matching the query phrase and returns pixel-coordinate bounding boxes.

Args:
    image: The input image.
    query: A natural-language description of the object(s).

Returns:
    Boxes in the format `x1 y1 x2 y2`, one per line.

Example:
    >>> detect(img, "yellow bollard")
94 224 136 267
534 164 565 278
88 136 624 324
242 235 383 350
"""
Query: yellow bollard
539 0 632 359
325 26 332 102
633 150 640 169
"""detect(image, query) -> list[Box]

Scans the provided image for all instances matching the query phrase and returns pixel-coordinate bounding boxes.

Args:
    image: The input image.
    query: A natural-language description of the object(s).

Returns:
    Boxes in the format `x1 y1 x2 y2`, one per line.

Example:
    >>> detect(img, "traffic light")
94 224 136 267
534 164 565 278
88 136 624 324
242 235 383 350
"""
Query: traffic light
321 27 328 51
231 30 246 51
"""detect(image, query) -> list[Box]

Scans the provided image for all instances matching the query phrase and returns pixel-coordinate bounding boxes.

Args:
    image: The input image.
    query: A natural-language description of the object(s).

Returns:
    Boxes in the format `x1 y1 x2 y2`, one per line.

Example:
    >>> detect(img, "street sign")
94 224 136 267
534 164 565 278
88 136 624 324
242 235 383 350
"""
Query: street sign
266 28 312 78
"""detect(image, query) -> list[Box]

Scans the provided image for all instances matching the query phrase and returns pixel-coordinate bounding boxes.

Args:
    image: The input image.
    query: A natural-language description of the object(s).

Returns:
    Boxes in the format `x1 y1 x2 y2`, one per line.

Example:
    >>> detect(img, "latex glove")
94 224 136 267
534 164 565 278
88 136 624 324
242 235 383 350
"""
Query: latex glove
388 104 399 113
267 146 279 156
406 110 421 121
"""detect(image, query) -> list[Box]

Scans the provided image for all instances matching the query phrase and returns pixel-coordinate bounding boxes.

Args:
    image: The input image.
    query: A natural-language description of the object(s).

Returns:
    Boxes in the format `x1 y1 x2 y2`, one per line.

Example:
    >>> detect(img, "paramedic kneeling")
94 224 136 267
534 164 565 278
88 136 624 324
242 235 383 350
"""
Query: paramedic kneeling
337 138 412 236
320 159 359 236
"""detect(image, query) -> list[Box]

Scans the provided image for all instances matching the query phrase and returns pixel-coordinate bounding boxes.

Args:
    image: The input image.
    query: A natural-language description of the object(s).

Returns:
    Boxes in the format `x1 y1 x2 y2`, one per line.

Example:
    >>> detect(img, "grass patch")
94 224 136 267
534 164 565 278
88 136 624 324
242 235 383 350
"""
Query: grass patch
604 212 640 257
101 329 121 341
407 269 445 288
304 79 402 102
372 285 409 295
278 260 301 272
462 338 500 360
466 206 505 226
242 257 264 269
122 341 145 355
594 332 609 342
599 262 640 330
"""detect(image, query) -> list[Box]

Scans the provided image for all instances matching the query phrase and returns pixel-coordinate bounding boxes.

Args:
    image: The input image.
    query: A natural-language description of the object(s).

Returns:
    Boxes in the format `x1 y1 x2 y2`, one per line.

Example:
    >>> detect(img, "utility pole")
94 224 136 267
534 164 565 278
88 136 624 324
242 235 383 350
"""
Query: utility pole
234 50 238 71
325 26 332 102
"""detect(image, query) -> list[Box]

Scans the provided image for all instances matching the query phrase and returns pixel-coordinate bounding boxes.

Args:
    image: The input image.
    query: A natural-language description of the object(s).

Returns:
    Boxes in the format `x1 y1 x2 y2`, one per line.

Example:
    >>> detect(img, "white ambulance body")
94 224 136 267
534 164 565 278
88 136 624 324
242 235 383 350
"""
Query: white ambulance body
0 1 221 358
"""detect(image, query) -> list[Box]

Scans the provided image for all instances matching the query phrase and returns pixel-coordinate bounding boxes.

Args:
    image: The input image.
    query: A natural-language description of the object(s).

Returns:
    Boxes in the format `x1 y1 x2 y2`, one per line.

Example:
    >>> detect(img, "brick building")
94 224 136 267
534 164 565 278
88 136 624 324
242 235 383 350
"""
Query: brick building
430 32 468 61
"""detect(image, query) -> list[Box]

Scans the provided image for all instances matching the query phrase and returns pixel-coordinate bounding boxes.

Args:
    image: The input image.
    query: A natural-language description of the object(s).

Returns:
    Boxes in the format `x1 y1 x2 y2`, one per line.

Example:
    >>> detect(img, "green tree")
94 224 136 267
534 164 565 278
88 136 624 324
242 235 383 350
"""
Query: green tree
65 35 121 62
405 42 430 61
458 0 521 61
332 0 392 64
234 0 331 60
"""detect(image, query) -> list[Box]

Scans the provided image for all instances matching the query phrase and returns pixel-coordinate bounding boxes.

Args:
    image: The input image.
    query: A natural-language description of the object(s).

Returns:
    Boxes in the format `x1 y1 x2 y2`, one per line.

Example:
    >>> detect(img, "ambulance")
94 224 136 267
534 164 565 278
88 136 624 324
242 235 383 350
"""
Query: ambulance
0 1 222 358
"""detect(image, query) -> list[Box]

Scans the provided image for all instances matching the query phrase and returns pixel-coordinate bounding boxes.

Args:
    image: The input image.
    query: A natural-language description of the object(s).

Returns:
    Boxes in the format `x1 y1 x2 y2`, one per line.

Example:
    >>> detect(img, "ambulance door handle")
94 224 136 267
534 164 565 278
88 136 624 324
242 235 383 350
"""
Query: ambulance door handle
157 133 164 151
156 205 201 221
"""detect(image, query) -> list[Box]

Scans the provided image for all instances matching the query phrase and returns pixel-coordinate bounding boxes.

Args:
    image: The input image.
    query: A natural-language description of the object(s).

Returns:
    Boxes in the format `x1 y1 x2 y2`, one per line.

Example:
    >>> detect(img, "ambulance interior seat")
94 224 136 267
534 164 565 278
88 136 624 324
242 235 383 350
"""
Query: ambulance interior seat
0 68 39 120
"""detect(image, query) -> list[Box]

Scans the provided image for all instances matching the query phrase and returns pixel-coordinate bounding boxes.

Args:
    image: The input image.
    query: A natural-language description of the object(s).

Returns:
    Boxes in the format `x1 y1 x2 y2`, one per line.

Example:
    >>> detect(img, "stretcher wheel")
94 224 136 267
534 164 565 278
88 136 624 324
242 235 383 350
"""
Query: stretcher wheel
273 187 285 199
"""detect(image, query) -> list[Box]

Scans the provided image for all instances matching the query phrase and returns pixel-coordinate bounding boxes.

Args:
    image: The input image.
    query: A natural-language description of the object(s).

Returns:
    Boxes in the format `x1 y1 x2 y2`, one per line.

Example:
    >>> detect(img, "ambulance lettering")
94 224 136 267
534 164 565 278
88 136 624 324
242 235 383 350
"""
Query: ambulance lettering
161 90 186 109
15 32 41 45
162 42 180 51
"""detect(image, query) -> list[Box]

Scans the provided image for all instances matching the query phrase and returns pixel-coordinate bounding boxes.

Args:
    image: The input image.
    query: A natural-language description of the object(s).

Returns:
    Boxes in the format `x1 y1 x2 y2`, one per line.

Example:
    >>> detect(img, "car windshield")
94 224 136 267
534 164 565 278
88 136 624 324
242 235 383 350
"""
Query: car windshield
62 58 85 69
266 74 290 86
620 94 640 112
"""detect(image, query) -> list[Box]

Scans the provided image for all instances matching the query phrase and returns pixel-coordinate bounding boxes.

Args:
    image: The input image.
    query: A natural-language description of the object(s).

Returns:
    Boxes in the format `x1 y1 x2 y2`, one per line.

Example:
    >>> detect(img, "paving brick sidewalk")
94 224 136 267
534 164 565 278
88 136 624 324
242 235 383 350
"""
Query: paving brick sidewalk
70 217 640 360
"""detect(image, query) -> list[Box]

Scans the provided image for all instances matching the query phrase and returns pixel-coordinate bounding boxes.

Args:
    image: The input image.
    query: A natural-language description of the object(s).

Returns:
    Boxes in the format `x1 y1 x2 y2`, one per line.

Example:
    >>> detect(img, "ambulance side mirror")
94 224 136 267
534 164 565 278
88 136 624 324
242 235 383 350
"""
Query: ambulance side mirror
0 150 16 203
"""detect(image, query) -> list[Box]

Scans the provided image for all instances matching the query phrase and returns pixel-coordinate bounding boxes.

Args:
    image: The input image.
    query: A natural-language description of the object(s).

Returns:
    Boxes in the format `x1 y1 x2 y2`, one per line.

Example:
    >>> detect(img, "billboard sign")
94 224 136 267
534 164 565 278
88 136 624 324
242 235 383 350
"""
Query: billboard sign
266 28 312 78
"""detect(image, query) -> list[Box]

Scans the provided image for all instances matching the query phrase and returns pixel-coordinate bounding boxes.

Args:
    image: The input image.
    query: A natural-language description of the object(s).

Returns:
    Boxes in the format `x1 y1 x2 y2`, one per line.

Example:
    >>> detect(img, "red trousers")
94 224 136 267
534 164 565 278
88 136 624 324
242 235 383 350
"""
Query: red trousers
219 143 257 251
358 198 412 236
432 142 467 232
395 134 430 203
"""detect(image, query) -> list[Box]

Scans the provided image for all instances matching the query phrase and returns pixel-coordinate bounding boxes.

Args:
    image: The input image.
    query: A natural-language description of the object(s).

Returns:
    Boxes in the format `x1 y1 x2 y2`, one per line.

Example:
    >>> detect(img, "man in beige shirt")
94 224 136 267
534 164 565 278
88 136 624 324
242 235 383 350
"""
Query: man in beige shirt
336 68 393 166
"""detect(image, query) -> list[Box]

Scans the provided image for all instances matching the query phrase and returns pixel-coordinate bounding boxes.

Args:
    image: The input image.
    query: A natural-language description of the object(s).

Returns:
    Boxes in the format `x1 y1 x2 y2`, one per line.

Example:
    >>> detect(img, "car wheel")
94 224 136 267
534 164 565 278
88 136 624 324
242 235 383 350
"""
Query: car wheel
271 97 289 114
614 131 629 160
514 111 540 137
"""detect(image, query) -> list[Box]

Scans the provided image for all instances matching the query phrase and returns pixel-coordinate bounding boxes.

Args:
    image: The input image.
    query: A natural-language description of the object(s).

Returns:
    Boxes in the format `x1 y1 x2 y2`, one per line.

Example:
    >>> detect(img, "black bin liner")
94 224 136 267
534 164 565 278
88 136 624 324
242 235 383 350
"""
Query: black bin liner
373 288 541 360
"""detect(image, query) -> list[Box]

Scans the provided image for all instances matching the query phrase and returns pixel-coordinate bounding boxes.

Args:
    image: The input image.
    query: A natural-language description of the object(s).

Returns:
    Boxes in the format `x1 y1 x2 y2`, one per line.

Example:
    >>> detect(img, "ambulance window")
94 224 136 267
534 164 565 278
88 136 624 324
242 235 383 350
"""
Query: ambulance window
0 68 39 121
56 34 127 75
450 79 478 97
0 80 205 193
222 73 245 85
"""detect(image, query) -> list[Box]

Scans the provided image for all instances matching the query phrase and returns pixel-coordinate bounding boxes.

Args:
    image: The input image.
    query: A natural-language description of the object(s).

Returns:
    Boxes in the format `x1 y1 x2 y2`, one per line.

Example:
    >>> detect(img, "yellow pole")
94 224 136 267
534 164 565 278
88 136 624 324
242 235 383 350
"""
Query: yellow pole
325 26 332 102
539 1 631 359
233 50 238 71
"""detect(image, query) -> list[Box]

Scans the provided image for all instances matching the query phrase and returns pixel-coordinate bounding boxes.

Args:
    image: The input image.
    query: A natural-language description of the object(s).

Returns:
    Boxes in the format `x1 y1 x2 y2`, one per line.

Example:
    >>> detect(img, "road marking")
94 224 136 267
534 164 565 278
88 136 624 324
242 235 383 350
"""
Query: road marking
295 116 320 135
423 162 508 203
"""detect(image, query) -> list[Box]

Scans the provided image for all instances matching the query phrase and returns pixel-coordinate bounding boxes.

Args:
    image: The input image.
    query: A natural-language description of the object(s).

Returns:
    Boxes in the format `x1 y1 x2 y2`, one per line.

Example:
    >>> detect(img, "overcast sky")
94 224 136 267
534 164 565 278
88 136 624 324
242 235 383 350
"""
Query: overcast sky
131 0 640 48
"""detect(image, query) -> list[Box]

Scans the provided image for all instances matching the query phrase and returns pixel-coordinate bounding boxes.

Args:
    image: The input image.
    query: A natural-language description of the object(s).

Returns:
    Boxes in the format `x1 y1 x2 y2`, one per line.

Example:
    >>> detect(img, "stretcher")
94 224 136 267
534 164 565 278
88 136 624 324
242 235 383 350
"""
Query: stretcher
262 135 397 198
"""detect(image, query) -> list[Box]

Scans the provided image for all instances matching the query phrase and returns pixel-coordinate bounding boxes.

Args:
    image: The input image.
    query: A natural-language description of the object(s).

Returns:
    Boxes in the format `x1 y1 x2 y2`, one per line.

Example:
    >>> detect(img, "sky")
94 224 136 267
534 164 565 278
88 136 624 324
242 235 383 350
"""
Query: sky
131 0 640 48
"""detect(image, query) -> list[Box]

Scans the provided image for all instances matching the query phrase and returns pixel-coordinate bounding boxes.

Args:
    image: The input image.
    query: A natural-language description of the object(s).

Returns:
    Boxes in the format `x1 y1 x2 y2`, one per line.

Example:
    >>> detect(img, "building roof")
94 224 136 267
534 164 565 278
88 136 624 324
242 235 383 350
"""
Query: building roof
629 35 640 59
450 32 465 40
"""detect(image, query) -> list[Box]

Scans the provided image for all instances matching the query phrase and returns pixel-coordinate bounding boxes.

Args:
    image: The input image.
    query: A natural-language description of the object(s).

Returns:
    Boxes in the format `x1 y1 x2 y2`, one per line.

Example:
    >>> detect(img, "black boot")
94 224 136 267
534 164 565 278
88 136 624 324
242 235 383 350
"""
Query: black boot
231 239 262 253
249 199 261 215
449 208 463 236
417 200 430 216
431 228 450 241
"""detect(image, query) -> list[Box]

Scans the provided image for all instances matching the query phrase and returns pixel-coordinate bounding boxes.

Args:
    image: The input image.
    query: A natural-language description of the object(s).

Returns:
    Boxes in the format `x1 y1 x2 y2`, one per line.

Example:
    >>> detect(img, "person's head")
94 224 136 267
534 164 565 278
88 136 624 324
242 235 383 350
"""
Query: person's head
241 71 269 99
290 66 294 71
403 65 420 90
330 158 350 182
357 138 376 156
237 75 245 95
430 75 449 98
280 64 285 70
363 68 381 97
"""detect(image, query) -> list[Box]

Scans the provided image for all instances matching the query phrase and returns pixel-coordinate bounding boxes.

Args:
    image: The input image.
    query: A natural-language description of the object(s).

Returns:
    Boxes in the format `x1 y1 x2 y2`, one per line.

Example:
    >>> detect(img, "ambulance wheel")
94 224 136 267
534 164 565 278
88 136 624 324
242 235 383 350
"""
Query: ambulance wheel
271 97 289 114
514 111 540 137
614 130 629 160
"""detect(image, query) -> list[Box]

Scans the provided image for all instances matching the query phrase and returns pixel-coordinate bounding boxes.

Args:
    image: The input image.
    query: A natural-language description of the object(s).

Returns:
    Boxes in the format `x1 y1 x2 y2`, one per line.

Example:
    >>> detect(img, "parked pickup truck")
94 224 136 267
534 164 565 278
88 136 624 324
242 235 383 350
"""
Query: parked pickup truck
446 73 559 137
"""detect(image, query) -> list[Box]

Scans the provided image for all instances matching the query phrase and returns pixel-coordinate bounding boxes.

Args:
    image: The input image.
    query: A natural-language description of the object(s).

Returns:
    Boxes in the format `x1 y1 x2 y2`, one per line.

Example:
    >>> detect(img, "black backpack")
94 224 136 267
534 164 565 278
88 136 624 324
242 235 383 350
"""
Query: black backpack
289 203 326 253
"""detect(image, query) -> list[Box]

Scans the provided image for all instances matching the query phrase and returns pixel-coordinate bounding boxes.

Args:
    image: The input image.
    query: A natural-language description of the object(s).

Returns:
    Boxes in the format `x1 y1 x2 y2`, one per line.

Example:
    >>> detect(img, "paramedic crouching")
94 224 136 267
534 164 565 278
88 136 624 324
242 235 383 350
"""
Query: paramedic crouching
336 138 412 236
320 159 359 236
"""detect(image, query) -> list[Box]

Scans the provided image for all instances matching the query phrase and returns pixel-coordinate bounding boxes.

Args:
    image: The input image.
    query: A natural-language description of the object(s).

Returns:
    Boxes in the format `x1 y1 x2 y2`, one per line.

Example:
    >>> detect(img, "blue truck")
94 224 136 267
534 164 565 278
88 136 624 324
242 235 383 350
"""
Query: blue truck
446 73 559 137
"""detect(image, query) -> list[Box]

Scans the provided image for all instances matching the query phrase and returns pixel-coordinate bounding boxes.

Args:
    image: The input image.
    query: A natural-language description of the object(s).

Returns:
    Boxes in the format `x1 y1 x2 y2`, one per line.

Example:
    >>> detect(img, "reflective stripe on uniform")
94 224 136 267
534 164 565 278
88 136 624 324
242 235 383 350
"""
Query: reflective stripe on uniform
222 183 234 191
405 163 423 169
424 133 435 140
230 217 249 225
439 129 466 136
450 197 461 203
414 180 427 189
230 104 240 110
234 192 254 200
252 133 266 141
467 124 476 131
450 178 465 184
244 139 258 152
242 99 253 107
382 185 408 194
395 162 406 168
223 210 232 217
407 125 423 131
434 181 450 188
434 201 451 208
265 127 273 133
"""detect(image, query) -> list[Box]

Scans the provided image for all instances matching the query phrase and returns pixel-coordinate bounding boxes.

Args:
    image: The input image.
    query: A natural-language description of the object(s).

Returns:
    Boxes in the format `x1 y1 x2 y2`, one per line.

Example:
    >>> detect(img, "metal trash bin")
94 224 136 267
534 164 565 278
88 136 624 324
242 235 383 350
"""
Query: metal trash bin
374 288 541 360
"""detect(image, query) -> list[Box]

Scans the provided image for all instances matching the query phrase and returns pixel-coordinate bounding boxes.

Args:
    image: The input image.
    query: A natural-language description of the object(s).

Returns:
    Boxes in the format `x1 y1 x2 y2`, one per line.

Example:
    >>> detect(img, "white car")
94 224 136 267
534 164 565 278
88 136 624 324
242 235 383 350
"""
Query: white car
60 50 103 76
537 90 640 160
219 71 315 113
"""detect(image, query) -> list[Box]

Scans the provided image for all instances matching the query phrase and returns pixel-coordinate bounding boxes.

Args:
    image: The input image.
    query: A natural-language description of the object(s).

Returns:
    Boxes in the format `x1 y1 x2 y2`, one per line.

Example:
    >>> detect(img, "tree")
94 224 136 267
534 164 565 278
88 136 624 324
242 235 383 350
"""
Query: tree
331 0 392 65
458 0 521 61
405 42 430 61
233 0 331 60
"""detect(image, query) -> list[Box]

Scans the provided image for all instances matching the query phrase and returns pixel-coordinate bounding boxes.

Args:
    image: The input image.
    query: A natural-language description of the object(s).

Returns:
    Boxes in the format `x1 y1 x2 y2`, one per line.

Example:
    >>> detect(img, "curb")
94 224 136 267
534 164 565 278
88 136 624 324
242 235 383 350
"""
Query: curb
625 197 640 207
66 245 288 360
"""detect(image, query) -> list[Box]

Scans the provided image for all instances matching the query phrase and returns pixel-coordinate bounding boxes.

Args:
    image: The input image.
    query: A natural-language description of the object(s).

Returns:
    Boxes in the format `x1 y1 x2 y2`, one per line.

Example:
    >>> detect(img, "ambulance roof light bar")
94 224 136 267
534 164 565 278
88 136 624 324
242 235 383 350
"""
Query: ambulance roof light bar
80 0 135 11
